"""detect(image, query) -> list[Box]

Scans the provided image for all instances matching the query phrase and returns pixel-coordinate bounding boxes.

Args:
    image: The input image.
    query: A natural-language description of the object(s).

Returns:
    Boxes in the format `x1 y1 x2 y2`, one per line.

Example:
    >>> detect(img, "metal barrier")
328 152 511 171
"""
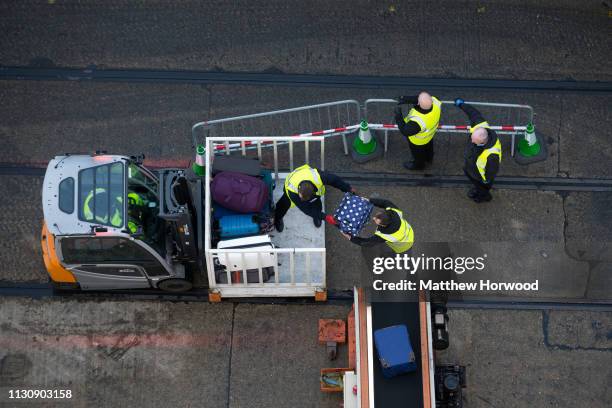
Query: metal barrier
364 99 534 156
192 100 361 156
204 136 327 298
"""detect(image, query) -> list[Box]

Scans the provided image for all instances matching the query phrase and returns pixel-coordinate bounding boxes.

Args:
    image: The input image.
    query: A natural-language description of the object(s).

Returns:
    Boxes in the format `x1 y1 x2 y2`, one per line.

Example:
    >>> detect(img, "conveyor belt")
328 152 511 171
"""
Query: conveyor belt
371 301 424 408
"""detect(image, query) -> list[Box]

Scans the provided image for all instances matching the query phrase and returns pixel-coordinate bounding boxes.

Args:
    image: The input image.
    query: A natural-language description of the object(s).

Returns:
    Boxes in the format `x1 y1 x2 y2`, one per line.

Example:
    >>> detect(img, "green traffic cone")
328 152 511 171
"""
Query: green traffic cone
353 120 377 155
518 123 541 157
192 144 206 176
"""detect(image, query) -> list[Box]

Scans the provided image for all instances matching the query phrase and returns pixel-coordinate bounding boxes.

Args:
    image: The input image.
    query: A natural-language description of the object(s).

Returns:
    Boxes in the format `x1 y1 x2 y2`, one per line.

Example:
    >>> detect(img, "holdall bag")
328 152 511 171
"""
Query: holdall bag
333 193 374 235
211 171 269 213
373 324 417 379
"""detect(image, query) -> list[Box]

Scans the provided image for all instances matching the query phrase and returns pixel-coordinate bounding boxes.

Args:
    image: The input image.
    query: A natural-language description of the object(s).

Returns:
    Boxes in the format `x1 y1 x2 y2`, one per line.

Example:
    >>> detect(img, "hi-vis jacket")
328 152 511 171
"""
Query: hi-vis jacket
284 164 326 207
471 121 502 182
459 103 502 184
403 96 442 145
374 208 414 254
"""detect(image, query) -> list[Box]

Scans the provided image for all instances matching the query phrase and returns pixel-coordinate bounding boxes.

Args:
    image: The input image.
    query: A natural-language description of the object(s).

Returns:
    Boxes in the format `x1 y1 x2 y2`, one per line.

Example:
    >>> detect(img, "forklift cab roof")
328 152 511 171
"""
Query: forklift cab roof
43 154 129 236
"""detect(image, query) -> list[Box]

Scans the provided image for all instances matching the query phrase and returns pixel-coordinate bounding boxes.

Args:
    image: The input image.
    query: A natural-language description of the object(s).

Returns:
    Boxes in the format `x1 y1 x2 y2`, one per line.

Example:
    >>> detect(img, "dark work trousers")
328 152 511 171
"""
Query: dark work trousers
464 169 493 201
408 139 434 168
274 188 323 221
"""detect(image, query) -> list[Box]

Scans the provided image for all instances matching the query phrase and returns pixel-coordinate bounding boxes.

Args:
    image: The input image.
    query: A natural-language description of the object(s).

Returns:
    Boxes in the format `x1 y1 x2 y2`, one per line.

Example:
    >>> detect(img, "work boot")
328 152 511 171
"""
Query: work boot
471 193 492 203
403 160 424 170
274 218 284 232
467 188 478 199
313 217 322 228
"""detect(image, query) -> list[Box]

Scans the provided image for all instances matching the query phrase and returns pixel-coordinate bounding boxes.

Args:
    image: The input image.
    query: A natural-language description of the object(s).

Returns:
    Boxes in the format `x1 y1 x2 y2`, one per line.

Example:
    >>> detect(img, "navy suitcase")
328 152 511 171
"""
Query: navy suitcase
374 324 417 378
333 193 373 235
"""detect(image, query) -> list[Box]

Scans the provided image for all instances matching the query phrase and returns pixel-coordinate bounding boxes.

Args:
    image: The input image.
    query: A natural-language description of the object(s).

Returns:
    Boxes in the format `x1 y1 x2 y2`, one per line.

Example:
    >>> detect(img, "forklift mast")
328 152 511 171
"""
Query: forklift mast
157 168 201 265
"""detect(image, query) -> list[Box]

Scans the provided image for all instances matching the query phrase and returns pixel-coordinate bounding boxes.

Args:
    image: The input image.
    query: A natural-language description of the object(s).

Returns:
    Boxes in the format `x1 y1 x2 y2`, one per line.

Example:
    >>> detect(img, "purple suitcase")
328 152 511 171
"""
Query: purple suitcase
211 171 269 213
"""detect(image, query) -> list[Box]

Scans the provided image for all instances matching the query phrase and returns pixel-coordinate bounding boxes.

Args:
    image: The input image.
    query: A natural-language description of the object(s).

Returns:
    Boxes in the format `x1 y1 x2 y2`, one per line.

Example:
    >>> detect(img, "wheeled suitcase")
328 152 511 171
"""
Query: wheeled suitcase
212 155 262 177
211 171 269 213
212 202 244 220
373 324 417 378
215 235 276 283
218 215 260 238
333 193 374 235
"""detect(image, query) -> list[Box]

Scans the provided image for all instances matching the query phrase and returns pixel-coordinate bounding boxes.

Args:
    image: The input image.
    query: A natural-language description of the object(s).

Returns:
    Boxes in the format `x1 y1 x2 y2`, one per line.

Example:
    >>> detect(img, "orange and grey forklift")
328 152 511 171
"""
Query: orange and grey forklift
41 153 204 292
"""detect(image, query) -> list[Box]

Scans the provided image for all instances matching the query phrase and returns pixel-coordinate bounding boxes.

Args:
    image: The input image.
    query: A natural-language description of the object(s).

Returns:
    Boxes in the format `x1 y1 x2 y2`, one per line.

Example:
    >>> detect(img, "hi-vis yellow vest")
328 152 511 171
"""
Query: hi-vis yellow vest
471 121 502 182
404 96 442 145
374 208 414 254
284 164 326 206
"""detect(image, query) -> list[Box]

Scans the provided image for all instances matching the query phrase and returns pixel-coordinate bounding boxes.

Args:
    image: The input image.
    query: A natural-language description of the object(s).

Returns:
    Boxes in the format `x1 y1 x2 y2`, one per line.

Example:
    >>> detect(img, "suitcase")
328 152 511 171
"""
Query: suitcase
212 155 262 177
213 202 244 220
333 193 374 235
373 324 417 378
219 215 260 238
211 171 269 213
215 235 276 283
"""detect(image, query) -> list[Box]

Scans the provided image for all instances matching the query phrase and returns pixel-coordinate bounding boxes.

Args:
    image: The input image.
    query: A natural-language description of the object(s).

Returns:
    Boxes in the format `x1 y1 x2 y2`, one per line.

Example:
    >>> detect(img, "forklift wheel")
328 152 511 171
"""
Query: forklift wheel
157 279 193 292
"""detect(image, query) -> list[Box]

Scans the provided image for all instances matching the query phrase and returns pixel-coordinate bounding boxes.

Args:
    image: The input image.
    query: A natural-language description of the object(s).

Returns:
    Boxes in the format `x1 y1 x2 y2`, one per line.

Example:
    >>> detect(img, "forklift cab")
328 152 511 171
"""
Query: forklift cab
41 154 197 292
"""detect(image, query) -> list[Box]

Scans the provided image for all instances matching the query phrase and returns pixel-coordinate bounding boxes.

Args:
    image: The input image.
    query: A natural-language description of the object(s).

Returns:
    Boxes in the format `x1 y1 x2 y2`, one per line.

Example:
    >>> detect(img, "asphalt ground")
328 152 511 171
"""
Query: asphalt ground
0 1 610 81
1 81 611 178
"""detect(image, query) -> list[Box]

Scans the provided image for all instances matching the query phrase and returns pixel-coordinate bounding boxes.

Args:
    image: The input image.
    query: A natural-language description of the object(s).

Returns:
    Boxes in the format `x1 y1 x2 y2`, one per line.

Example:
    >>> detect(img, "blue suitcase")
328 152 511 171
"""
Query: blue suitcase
374 324 417 378
219 215 260 238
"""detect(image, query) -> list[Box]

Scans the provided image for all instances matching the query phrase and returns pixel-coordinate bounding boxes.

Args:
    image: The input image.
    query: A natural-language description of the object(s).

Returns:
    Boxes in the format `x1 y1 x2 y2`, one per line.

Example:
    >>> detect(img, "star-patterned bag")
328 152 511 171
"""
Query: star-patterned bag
333 193 374 235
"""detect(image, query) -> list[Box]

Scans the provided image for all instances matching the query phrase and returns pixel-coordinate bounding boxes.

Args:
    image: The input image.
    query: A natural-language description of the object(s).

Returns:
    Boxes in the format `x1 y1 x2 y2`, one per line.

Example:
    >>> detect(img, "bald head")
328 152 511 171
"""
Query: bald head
417 92 433 110
471 127 489 145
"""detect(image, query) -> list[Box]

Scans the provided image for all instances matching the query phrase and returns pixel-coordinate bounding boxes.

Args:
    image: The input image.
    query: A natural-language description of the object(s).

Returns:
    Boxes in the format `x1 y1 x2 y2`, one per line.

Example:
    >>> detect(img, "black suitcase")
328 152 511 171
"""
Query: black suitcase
212 156 261 177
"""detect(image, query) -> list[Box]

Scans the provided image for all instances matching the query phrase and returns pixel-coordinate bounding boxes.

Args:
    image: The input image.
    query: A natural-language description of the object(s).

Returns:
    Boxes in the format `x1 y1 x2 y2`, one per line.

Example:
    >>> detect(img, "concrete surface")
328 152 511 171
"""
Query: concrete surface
0 298 349 408
438 308 612 408
2 175 610 303
0 298 235 407
0 1 610 81
1 297 609 408
228 304 349 408
325 187 612 301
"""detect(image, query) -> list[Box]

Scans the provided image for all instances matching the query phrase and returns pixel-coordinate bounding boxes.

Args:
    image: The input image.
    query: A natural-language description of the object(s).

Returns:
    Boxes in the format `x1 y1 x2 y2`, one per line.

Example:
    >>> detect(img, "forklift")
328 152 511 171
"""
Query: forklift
41 153 204 292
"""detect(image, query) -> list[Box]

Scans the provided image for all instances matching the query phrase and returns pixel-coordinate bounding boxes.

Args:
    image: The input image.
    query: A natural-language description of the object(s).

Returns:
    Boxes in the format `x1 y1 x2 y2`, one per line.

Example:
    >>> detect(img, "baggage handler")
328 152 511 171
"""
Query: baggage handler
341 197 414 254
274 164 355 232
394 91 442 170
454 98 502 203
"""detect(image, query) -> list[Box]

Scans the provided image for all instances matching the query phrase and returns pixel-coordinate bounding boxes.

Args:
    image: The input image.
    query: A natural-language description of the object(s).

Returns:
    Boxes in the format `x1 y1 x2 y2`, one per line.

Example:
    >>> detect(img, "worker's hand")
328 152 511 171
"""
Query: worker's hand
350 187 358 195
454 98 465 107
325 214 338 226
341 232 352 240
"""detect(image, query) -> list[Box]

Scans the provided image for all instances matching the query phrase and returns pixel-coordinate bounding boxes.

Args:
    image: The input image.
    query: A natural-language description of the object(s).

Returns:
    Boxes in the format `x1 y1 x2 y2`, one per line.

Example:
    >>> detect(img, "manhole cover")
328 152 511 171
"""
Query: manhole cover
0 354 32 380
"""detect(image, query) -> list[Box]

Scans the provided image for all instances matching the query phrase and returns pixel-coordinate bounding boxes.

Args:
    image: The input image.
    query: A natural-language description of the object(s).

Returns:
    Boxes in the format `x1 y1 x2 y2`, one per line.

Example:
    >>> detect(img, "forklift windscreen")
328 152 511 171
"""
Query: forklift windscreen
78 162 125 228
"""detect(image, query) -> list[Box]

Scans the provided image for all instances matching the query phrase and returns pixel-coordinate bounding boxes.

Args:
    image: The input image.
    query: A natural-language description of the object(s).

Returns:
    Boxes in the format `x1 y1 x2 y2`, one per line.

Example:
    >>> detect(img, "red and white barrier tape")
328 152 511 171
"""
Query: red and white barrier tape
211 123 526 151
